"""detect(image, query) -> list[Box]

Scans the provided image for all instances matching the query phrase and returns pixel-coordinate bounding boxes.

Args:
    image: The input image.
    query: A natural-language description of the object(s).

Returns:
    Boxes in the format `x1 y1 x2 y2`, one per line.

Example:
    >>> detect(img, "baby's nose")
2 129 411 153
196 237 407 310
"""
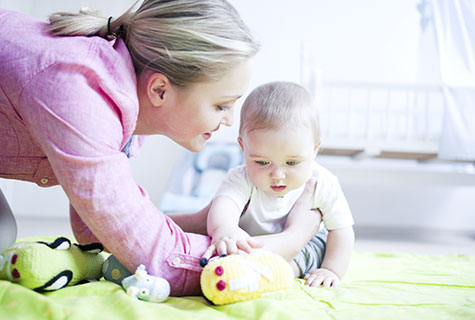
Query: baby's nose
270 166 285 179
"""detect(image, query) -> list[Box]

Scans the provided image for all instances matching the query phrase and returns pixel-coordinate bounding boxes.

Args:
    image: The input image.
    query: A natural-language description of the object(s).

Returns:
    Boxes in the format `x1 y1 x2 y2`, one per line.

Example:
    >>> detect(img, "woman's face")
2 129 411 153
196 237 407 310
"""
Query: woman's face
135 59 253 152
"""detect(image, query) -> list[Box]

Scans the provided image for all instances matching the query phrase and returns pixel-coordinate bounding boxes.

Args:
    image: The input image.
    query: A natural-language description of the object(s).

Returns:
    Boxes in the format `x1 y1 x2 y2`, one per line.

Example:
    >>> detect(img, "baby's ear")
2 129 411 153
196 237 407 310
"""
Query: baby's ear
237 137 244 152
314 140 322 154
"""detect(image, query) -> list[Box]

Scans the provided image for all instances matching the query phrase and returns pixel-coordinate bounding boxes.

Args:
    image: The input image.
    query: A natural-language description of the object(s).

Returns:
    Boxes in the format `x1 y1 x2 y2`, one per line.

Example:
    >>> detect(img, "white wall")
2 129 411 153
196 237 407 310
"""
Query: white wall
1 0 474 232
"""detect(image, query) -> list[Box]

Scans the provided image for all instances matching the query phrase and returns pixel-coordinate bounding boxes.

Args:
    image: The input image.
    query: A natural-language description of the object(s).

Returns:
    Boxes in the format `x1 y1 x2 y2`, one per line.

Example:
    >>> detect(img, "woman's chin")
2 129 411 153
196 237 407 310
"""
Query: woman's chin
180 138 207 153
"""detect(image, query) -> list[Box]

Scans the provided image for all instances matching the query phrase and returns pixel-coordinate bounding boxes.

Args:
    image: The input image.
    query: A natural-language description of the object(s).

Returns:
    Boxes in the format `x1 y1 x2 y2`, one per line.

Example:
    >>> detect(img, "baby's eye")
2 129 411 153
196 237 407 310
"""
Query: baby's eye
255 161 269 166
286 161 299 166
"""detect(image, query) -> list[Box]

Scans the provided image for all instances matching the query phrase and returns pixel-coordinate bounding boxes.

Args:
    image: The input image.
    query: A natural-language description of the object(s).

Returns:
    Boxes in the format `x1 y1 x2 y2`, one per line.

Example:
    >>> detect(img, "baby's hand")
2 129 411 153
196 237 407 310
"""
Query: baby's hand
304 268 340 287
202 226 262 259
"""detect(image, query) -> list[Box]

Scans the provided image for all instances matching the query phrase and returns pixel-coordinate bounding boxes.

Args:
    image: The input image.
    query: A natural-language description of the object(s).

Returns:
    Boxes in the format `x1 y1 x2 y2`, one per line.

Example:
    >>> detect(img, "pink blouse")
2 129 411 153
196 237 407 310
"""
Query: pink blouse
0 9 210 296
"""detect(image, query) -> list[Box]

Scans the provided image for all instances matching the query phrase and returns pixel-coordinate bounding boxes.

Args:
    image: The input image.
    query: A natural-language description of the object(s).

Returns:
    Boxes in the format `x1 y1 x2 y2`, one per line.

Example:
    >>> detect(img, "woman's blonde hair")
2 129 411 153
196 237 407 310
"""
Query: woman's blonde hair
239 81 321 144
48 0 259 87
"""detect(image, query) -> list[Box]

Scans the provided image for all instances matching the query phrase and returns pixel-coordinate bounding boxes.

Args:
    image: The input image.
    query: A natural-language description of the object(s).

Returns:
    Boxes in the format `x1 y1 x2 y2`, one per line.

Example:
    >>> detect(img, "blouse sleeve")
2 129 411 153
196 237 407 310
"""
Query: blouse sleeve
17 61 205 295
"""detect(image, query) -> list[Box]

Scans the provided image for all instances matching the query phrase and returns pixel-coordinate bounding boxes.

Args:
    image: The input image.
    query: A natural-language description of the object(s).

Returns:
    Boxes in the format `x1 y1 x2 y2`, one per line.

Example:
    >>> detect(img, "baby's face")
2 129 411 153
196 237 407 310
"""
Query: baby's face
239 126 318 197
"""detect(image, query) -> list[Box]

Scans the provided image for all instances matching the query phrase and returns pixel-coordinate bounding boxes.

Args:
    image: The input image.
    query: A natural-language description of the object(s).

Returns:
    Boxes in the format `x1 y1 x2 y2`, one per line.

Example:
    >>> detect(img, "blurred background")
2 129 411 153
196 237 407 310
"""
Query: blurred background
1 0 474 254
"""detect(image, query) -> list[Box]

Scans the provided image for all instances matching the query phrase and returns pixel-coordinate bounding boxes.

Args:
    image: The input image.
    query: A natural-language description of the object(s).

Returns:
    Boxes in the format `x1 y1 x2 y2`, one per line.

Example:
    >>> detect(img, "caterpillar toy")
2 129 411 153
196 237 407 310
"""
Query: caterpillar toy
200 251 294 305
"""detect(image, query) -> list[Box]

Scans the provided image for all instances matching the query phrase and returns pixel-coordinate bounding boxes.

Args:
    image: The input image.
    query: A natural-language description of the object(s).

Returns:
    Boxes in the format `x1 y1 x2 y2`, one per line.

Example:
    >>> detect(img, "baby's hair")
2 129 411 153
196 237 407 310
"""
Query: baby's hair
48 0 259 87
239 81 321 143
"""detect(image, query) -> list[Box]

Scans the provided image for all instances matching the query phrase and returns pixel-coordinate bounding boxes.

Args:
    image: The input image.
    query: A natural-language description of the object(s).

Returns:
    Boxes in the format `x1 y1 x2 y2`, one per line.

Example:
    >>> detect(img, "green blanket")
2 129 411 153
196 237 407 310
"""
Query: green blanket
1 251 474 319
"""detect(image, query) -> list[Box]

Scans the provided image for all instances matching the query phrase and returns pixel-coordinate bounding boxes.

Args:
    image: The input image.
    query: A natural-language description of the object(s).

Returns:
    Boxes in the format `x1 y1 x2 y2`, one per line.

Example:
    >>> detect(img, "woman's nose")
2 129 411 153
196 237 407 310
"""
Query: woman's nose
221 110 234 127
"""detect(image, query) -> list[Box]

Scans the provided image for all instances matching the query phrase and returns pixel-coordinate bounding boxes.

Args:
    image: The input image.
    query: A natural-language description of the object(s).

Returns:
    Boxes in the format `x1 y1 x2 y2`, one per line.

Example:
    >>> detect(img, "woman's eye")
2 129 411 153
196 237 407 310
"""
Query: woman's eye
216 104 230 111
255 161 269 166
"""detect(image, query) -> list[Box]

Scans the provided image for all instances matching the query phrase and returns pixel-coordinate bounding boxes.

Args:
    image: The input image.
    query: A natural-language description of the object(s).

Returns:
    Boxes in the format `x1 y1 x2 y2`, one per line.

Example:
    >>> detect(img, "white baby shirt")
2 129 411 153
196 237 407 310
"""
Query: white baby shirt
214 163 354 236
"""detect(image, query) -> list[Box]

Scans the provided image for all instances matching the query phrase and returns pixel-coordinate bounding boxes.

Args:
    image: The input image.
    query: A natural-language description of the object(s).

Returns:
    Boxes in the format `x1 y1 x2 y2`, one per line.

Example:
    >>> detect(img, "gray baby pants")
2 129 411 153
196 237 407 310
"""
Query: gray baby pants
293 228 328 277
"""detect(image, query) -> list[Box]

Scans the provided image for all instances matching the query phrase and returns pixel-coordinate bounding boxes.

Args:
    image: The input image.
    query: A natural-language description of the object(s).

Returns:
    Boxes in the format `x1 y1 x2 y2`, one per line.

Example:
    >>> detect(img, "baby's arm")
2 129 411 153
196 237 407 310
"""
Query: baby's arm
203 195 261 259
305 225 354 287
253 178 321 261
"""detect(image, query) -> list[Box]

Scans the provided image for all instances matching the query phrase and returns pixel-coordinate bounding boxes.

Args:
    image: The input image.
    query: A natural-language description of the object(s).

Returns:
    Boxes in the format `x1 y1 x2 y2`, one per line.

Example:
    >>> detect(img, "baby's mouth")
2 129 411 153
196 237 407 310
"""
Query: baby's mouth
271 185 286 192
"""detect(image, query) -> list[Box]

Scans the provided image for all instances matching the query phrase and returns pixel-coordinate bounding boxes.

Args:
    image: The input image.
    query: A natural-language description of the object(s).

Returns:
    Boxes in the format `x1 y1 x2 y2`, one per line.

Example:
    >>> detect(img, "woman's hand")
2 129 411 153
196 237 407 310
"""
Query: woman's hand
202 225 262 259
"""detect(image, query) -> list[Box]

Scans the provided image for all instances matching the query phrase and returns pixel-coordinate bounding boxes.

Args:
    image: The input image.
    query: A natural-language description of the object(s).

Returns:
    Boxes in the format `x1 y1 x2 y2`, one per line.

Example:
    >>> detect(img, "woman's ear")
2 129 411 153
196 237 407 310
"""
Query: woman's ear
146 73 169 107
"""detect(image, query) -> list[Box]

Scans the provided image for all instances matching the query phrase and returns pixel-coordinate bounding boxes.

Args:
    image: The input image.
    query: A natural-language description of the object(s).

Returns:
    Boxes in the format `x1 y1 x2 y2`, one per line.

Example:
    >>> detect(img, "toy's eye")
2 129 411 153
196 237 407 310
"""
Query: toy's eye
140 288 150 296
145 277 152 283
216 280 226 291
215 266 224 276
200 258 208 268
12 269 20 279
11 254 18 264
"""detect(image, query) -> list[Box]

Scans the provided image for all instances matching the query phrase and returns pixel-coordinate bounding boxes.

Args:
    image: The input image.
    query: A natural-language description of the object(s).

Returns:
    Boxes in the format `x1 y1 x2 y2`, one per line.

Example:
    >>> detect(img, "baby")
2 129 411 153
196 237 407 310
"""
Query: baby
205 81 354 287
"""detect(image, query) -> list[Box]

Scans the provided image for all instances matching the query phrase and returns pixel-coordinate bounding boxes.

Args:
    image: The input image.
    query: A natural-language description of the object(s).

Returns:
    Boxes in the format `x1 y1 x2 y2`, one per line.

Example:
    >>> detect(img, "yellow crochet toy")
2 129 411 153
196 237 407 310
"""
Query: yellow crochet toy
200 251 294 305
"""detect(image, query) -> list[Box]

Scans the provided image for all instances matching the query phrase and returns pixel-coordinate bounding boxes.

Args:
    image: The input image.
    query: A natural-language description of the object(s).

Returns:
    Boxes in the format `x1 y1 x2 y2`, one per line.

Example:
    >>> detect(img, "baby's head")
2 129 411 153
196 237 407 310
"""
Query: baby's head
238 82 321 196
239 81 320 143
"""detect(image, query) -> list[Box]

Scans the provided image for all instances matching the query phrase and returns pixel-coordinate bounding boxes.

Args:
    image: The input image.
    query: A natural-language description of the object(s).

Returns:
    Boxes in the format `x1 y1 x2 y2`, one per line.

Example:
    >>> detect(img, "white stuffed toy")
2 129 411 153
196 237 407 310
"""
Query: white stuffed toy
121 264 170 303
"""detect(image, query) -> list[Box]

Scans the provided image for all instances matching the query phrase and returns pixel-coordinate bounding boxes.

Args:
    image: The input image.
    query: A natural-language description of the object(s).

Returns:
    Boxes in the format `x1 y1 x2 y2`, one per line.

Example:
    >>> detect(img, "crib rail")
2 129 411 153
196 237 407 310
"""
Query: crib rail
317 82 444 160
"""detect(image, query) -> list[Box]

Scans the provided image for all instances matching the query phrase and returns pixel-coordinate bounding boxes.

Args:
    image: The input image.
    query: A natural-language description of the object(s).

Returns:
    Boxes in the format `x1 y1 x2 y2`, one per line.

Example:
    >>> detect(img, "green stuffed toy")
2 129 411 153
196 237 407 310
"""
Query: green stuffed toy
0 237 105 291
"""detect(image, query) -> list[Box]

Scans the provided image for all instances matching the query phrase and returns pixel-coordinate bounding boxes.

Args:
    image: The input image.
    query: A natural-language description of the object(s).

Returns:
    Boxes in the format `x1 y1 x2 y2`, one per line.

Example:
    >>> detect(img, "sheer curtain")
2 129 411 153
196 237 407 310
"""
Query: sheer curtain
431 0 475 161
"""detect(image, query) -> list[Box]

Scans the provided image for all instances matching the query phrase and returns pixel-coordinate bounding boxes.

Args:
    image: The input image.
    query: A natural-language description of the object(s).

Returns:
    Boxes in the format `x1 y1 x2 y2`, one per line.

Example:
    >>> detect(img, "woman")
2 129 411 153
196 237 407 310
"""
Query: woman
0 0 320 296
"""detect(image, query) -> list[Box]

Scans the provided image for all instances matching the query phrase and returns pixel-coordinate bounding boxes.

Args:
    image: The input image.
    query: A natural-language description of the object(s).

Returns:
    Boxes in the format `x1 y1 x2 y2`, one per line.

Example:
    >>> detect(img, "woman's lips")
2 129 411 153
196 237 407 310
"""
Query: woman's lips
271 185 286 192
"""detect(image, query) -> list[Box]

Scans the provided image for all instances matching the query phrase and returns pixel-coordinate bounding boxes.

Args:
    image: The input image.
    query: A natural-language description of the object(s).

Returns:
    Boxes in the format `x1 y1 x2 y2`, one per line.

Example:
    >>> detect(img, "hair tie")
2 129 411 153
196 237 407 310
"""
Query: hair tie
107 16 113 35
106 16 125 40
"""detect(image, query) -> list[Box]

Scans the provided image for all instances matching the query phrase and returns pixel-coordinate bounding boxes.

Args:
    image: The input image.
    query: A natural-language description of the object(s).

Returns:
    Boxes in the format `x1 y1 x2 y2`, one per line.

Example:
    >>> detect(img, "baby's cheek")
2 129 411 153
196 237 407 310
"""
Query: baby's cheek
249 172 268 190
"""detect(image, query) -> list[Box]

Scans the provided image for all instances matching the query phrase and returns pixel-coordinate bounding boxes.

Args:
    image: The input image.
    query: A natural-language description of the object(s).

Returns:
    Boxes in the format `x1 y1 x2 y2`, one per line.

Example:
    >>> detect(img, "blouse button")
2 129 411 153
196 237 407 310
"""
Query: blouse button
40 178 49 184
172 256 182 266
